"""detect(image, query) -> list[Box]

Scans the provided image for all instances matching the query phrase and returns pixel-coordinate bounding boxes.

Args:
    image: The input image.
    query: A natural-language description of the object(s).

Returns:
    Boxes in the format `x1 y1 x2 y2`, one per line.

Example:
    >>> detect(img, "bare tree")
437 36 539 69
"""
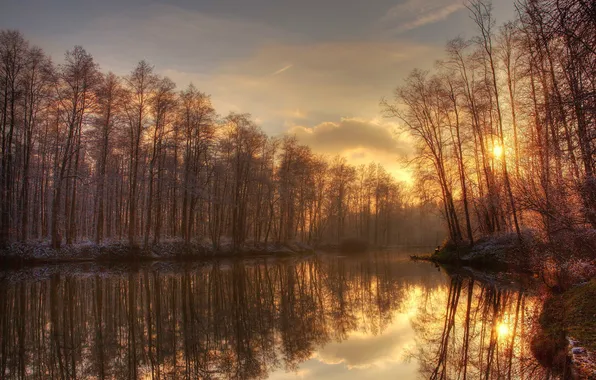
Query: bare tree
92 72 125 244
50 46 99 248
123 61 157 247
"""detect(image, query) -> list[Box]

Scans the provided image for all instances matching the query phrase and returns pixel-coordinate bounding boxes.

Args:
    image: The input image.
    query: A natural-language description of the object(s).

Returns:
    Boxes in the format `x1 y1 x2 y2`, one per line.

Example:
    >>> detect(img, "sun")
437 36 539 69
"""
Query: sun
493 145 503 158
497 322 509 337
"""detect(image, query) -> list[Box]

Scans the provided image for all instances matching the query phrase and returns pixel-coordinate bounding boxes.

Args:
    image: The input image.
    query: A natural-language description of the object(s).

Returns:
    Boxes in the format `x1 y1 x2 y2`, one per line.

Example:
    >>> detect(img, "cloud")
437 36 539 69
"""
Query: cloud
287 118 414 183
162 40 433 135
271 64 293 76
288 118 407 155
314 314 415 369
382 0 464 34
31 3 292 74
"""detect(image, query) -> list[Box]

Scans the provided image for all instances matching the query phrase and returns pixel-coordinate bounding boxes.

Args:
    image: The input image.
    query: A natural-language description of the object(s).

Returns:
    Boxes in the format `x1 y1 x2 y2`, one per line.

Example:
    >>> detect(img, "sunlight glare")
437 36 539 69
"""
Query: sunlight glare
493 145 503 158
497 322 509 337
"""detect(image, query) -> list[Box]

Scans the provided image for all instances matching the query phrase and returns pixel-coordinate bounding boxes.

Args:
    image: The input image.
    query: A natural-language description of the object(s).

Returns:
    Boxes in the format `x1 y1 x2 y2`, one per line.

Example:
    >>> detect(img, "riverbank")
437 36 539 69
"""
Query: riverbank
536 279 596 379
411 231 535 272
414 229 596 274
0 239 315 268
0 238 430 270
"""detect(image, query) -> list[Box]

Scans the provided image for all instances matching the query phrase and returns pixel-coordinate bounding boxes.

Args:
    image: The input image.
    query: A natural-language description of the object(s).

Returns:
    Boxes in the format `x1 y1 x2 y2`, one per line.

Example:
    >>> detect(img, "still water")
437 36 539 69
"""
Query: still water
0 252 552 379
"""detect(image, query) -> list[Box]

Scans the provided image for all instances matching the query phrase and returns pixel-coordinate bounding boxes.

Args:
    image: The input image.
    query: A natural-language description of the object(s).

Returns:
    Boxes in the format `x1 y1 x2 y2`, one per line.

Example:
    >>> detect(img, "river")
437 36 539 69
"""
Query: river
0 251 555 379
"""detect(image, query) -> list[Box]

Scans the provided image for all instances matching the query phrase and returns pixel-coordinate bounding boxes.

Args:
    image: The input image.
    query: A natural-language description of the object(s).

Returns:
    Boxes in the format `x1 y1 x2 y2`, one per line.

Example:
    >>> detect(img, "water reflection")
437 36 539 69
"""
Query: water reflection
409 275 548 380
0 253 553 379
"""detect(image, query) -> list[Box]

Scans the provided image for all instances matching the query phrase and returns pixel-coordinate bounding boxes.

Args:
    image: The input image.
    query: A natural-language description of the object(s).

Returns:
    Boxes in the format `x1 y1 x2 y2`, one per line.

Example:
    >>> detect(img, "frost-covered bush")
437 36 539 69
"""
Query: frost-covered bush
560 258 596 286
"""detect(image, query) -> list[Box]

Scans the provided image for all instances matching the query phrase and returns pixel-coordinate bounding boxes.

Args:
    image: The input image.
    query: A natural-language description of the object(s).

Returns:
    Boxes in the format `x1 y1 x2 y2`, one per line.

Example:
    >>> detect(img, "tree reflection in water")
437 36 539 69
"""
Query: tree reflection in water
410 274 556 380
0 254 553 379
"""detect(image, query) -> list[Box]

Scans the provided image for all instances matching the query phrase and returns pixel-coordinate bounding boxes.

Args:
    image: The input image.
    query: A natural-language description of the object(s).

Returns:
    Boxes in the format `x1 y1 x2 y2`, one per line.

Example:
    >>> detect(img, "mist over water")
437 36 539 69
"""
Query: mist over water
0 252 552 379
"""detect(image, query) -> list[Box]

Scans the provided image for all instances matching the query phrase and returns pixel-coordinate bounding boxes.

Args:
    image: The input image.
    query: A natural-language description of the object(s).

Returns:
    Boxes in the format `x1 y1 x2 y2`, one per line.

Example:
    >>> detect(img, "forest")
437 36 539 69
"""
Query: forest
0 32 444 254
1 0 595 259
383 0 595 256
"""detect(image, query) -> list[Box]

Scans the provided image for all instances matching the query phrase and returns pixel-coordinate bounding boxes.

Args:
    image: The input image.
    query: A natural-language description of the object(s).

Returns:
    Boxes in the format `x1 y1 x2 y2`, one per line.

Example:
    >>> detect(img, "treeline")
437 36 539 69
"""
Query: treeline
0 31 444 250
384 0 595 245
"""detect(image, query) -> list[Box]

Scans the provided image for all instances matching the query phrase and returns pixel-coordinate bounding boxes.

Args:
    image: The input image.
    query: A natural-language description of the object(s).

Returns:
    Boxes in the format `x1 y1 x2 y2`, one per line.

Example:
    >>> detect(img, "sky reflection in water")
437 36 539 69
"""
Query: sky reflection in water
0 252 549 379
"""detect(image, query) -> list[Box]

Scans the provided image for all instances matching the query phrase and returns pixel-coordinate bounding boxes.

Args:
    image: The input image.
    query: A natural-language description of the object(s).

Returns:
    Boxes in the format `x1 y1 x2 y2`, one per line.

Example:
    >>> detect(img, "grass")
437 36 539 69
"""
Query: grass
561 279 596 350
530 279 596 377
541 279 596 351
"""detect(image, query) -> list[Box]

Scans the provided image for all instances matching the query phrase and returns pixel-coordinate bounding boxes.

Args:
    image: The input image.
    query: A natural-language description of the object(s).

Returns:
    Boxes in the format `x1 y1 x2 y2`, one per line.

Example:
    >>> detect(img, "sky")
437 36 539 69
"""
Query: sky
1 0 516 182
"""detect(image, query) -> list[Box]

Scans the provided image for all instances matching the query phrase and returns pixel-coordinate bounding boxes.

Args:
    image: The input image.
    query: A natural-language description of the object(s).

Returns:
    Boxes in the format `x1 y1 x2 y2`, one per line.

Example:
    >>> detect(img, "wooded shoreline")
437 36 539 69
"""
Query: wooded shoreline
0 240 319 268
